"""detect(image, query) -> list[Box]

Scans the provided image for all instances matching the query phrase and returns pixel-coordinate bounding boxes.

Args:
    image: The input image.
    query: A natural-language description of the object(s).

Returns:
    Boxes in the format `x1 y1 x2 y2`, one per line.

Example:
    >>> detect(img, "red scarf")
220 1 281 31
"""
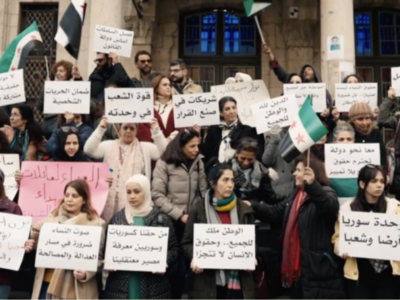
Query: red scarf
280 189 307 287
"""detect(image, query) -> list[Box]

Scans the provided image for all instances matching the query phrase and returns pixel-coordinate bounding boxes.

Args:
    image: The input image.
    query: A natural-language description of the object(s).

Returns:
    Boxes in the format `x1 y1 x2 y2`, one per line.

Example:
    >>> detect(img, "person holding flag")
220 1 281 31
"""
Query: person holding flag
243 96 345 299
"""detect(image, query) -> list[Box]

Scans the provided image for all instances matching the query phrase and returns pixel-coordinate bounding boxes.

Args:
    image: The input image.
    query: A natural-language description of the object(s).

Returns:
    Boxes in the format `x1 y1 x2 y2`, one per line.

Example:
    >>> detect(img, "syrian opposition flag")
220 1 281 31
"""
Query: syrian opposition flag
278 96 328 163
243 0 272 17
54 0 86 59
330 178 358 205
0 22 43 73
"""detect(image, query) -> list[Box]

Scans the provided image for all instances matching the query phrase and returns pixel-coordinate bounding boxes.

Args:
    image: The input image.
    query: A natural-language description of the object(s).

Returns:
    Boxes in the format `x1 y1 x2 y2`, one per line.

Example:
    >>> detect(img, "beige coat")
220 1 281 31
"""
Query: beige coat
172 78 203 95
151 156 207 220
332 197 400 281
30 213 106 300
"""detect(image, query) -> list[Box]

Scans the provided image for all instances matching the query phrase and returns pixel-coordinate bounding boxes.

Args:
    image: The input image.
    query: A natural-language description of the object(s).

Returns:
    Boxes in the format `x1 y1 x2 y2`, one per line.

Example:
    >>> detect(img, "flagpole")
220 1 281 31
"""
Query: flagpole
254 16 266 45
307 148 311 167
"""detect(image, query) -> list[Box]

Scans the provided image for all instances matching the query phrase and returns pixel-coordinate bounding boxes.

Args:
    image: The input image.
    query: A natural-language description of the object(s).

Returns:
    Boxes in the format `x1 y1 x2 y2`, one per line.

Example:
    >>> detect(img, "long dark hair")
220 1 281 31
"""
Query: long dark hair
294 154 330 186
0 131 10 153
342 74 364 83
351 165 387 213
161 129 200 167
52 180 98 220
0 176 5 201
11 104 44 144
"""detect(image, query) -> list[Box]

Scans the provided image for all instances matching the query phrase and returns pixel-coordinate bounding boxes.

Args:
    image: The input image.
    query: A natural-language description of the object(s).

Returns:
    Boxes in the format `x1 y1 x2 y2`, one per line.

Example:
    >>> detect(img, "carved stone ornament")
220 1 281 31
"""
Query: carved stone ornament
124 16 154 38
281 20 316 48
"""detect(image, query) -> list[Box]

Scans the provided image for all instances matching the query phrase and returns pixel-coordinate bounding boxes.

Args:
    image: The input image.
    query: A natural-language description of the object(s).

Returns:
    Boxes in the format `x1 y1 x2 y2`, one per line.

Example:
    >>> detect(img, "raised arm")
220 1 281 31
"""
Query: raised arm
84 117 112 160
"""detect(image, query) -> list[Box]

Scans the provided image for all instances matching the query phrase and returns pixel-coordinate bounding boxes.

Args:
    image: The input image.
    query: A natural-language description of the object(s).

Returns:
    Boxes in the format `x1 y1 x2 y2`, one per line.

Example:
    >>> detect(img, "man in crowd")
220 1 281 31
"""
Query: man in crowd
131 50 159 87
170 58 203 95
89 52 132 98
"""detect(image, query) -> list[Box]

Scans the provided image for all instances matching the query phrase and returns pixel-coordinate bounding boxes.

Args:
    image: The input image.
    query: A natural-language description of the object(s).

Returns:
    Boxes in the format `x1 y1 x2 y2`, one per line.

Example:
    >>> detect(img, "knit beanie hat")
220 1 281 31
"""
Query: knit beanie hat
348 102 373 121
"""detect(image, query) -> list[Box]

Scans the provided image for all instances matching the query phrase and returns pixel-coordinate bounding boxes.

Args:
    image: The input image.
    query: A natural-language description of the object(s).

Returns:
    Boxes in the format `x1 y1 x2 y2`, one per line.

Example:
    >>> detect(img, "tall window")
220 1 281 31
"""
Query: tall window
180 9 260 91
355 10 400 100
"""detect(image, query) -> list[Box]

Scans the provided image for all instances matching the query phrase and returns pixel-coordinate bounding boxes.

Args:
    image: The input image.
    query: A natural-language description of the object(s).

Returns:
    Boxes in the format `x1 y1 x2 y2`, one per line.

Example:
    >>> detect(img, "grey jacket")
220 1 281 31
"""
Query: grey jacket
378 97 399 130
262 130 294 196
151 155 208 220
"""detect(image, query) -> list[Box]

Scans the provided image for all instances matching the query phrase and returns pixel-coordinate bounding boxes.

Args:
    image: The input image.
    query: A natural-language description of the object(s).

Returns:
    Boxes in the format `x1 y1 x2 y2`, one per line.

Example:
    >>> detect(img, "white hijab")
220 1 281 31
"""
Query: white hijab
235 72 252 82
124 174 154 223
225 77 236 84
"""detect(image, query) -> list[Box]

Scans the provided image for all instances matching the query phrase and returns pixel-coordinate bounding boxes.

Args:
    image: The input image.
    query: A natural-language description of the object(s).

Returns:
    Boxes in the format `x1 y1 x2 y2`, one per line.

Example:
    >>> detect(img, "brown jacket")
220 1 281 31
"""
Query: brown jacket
30 213 106 300
151 155 208 220
172 78 203 95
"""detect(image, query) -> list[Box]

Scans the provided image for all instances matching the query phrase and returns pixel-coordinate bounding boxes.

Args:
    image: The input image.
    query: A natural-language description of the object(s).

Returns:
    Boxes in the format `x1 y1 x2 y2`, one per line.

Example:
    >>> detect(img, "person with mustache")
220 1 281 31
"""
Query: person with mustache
131 50 160 88
169 58 203 95
89 52 132 99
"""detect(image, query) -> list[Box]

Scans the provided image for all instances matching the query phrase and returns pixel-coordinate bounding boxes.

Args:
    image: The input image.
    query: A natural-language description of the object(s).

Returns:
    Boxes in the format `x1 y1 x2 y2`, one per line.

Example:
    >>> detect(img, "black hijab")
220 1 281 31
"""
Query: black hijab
53 129 90 162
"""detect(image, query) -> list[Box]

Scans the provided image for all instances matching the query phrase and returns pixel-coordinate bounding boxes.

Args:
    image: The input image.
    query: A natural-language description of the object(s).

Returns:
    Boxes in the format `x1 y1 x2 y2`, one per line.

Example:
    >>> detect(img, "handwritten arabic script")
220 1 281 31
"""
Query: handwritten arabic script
335 83 378 112
44 81 91 114
0 212 32 271
339 211 400 261
0 154 19 200
93 25 134 58
0 69 26 107
18 162 110 223
283 83 326 113
324 144 380 178
35 223 102 272
105 88 154 123
251 94 298 134
173 93 219 128
211 80 270 128
104 225 169 272
193 224 255 270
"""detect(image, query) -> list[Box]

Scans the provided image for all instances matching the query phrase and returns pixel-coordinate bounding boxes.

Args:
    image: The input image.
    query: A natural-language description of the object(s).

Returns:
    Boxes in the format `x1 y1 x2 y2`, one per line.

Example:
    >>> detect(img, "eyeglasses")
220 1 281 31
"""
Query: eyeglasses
94 58 105 64
139 59 152 64
60 126 78 133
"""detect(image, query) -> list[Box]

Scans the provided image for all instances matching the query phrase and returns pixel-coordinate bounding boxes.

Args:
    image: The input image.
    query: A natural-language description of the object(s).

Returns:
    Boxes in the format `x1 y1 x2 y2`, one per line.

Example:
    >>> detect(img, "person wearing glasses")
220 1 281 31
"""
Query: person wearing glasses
170 58 203 95
84 117 165 223
332 164 400 299
89 52 132 99
243 155 344 299
45 112 93 157
131 50 160 88
0 104 46 161
151 129 207 299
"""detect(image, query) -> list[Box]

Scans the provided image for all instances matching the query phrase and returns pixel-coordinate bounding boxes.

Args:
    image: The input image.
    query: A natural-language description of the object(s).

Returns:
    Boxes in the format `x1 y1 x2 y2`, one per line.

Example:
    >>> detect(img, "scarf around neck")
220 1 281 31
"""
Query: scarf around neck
231 158 264 193
205 190 242 296
281 189 308 288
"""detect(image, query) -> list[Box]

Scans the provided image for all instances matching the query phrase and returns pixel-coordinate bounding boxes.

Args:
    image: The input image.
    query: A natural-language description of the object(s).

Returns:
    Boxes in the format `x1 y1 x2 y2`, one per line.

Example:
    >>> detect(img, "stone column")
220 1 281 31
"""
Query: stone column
121 0 156 77
320 0 355 98
85 0 123 78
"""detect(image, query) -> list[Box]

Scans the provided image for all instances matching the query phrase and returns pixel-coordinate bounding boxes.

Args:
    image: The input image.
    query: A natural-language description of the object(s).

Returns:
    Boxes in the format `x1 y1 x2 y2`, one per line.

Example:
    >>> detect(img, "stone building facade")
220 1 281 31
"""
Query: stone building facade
0 0 400 103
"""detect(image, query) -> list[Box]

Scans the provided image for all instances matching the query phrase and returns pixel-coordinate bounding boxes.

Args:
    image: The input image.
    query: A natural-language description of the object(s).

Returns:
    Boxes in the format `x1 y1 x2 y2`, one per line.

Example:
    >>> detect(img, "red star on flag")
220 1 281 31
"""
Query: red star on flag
81 3 87 12
10 67 15 71
31 35 36 39
16 48 21 54
295 133 305 145
290 120 297 129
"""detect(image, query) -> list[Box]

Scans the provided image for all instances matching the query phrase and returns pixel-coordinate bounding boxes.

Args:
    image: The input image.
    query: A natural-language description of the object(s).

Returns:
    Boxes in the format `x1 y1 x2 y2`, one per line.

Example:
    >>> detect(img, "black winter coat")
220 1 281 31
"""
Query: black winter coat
181 193 257 299
250 181 345 299
89 63 133 99
100 208 180 299
201 123 261 167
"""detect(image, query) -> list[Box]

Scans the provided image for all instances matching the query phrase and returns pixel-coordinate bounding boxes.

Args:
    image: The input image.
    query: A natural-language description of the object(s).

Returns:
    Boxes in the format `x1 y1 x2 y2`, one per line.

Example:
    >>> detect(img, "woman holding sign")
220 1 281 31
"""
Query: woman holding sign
84 117 165 223
30 179 105 300
181 163 256 299
201 96 258 167
332 164 400 299
243 155 345 299
101 174 179 299
348 103 386 167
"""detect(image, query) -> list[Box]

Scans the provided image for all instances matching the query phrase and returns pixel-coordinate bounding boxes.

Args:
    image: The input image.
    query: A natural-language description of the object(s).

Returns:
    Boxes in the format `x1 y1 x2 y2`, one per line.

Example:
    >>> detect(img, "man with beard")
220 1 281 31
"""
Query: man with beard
89 52 132 98
131 50 159 87
169 58 203 95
